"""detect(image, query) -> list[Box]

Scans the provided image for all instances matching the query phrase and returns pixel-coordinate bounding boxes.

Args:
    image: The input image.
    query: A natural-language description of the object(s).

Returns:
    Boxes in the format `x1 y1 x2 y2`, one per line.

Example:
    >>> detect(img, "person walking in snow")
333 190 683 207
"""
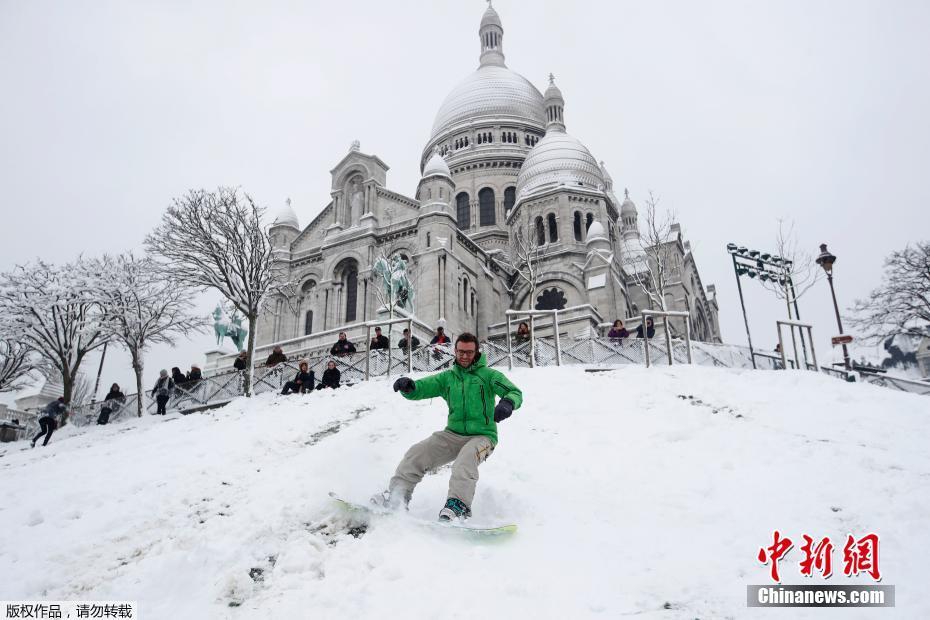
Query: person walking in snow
383 332 523 521
152 369 174 415
32 397 66 448
282 360 315 394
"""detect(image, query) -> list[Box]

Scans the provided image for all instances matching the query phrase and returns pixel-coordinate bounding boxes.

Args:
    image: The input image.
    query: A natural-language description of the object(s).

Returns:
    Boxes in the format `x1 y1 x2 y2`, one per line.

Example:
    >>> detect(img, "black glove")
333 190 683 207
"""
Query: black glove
393 377 416 394
493 399 514 423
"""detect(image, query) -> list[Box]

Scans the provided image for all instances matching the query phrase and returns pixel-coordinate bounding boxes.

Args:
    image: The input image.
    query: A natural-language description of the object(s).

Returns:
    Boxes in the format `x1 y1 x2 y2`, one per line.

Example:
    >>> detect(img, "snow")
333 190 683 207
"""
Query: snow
1 364 928 618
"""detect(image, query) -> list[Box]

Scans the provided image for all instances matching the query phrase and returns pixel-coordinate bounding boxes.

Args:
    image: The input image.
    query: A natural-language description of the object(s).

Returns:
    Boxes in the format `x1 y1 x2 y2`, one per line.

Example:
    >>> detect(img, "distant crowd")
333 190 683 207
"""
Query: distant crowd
28 320 657 447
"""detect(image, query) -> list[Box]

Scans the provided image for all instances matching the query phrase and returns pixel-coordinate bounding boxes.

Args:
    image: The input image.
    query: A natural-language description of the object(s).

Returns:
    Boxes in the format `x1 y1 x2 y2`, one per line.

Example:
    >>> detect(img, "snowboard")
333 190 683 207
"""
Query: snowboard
329 492 517 537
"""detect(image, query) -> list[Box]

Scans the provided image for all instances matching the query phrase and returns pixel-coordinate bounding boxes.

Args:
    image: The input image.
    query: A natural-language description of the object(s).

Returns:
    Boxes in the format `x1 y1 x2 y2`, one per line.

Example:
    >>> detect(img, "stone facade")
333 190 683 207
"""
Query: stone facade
250 4 721 361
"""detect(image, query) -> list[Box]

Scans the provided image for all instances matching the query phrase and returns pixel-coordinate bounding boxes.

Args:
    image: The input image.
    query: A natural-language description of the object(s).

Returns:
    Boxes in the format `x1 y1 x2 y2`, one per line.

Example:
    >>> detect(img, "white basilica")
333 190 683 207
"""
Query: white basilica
251 3 721 359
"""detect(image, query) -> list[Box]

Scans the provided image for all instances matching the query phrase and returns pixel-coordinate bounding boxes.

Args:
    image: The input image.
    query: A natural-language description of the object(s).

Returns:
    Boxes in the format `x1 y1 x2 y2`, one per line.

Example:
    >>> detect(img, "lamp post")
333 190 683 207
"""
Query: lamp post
815 243 851 371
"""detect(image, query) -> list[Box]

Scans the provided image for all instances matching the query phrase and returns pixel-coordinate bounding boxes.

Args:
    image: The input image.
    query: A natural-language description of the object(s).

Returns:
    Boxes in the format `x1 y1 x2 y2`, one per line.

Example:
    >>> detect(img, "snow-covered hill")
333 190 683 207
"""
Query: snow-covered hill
1 365 928 619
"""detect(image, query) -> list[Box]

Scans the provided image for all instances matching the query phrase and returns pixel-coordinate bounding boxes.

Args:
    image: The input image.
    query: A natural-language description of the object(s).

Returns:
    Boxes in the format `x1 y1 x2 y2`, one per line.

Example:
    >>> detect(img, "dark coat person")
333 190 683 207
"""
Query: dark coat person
282 362 316 395
32 398 66 447
330 332 357 356
430 326 451 345
635 318 655 339
171 367 187 387
318 361 341 389
186 366 203 384
265 346 287 367
398 329 421 352
98 383 126 425
233 352 249 371
369 327 390 351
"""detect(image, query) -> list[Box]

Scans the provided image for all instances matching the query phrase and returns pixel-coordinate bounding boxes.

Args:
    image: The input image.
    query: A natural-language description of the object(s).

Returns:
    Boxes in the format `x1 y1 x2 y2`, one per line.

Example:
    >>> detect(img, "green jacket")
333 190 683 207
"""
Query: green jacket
402 353 522 444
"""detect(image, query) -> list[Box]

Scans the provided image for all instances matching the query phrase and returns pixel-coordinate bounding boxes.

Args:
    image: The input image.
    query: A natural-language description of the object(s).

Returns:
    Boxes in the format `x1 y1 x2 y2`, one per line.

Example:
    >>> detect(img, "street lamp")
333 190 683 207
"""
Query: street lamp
815 243 851 371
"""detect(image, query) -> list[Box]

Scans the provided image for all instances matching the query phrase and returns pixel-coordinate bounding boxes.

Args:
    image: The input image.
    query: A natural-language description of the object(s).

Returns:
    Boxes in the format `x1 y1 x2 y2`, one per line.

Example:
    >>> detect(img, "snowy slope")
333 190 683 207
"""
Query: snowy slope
1 365 929 619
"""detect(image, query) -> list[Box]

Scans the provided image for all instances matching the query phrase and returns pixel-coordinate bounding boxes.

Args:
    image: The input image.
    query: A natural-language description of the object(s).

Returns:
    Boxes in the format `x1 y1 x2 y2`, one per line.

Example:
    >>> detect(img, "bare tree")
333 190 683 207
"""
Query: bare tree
0 259 107 421
0 338 46 393
88 254 205 416
849 241 930 342
492 209 554 364
757 219 822 319
754 219 822 362
145 187 294 396
621 192 678 316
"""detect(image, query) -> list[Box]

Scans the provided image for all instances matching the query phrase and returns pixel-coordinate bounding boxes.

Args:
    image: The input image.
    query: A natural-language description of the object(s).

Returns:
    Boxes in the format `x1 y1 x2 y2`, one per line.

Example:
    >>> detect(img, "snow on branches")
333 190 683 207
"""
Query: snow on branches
0 338 46 393
144 187 294 395
84 253 205 416
0 259 108 410
620 192 678 313
850 241 930 342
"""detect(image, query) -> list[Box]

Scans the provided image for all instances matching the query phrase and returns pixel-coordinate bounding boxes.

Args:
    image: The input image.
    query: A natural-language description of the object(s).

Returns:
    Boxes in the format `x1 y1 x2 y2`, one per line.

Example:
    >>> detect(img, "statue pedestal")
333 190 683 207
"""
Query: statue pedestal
204 348 236 376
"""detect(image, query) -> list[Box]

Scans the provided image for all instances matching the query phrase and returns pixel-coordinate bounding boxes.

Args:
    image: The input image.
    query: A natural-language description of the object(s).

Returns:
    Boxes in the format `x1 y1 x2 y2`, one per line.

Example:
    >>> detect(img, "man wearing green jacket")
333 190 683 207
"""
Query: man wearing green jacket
386 332 523 521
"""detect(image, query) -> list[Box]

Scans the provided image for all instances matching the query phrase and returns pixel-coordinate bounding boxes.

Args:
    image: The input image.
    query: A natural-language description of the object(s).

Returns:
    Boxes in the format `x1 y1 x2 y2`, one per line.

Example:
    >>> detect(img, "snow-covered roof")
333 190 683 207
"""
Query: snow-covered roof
272 199 300 230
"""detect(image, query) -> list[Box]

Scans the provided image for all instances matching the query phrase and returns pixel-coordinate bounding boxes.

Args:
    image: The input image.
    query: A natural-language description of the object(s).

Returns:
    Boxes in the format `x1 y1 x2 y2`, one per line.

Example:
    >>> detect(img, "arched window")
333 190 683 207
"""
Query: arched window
456 192 470 229
586 212 594 231
547 213 558 243
573 211 582 241
535 287 568 311
462 277 469 314
304 310 313 336
504 187 516 213
535 216 545 246
471 291 476 317
345 268 358 323
479 188 496 226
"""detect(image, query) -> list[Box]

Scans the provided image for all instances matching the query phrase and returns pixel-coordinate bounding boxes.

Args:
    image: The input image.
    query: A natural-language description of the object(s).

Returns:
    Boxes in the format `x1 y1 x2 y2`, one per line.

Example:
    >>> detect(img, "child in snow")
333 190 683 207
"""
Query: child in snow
383 332 523 521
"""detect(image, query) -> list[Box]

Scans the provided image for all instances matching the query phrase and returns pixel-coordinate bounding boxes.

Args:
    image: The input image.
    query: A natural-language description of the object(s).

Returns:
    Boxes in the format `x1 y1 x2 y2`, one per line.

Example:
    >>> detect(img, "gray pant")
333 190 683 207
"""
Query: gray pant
389 430 495 508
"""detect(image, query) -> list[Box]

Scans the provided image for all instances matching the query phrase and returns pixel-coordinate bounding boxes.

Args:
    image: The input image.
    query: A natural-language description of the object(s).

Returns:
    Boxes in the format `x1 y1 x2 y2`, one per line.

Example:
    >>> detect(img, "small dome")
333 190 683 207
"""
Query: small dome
422 151 451 179
516 130 604 201
620 189 637 216
544 81 563 102
480 3 502 29
586 220 607 243
430 65 545 142
272 199 299 229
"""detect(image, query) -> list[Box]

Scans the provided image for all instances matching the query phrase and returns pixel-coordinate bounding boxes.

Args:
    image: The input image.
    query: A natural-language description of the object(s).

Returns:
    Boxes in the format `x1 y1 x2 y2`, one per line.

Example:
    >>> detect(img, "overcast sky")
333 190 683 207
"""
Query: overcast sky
2 0 928 400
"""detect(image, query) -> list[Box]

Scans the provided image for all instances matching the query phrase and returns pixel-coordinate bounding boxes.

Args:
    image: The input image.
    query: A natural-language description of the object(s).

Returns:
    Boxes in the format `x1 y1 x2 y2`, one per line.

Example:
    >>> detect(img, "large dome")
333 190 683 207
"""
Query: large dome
516 130 604 201
430 65 545 141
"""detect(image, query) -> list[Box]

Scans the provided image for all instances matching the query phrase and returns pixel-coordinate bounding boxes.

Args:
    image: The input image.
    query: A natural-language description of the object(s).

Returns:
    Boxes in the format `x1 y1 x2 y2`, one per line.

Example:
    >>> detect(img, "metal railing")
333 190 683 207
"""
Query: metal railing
776 319 819 372
641 310 693 367
858 372 930 396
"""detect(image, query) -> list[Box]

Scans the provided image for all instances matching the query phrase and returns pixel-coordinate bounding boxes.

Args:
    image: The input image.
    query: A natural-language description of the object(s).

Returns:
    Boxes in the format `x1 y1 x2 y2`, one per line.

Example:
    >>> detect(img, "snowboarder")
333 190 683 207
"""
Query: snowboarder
32 397 66 448
382 332 522 521
152 369 174 415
